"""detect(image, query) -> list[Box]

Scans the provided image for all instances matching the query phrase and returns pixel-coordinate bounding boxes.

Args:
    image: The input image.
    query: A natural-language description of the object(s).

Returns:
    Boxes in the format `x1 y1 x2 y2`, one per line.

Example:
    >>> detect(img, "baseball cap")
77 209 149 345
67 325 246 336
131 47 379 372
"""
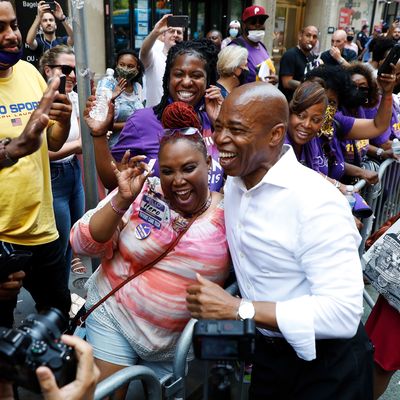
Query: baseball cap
229 20 241 28
242 5 269 23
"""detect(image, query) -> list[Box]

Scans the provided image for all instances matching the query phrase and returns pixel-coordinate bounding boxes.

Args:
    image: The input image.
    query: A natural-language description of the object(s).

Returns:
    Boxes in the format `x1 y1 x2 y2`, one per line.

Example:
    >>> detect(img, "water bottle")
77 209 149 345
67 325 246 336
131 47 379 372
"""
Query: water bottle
392 138 400 156
89 68 117 121
345 185 356 209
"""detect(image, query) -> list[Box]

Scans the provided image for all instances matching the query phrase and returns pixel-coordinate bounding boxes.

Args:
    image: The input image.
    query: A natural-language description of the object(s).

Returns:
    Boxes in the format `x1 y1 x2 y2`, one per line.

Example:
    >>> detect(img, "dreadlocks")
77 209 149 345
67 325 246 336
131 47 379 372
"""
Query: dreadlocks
153 39 218 120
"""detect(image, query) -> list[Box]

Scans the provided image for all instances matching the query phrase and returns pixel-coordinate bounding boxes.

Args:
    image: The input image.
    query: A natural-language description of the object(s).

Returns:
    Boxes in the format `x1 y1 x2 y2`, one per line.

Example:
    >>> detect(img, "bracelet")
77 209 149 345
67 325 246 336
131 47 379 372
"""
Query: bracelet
333 179 341 189
376 147 384 159
109 196 129 216
90 131 108 138
59 15 67 22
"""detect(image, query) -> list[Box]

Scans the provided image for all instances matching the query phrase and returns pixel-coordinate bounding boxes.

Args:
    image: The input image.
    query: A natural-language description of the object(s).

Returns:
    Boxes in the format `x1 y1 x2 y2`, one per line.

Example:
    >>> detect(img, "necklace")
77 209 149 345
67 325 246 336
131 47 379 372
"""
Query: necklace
172 193 212 232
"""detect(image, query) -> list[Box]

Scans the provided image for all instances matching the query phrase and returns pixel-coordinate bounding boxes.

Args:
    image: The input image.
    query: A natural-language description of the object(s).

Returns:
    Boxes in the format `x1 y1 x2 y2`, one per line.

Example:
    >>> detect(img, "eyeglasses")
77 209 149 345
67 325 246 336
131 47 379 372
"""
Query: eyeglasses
47 64 76 76
160 127 204 144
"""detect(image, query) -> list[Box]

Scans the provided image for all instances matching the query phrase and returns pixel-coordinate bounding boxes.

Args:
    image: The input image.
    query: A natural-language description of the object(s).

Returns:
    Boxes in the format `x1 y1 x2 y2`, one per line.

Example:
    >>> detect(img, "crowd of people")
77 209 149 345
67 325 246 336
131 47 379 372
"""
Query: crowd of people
1 0 400 399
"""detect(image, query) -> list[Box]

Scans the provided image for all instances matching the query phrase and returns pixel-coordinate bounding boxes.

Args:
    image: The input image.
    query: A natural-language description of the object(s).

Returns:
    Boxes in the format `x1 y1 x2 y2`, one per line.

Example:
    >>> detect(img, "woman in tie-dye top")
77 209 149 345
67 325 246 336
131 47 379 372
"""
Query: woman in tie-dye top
70 128 229 393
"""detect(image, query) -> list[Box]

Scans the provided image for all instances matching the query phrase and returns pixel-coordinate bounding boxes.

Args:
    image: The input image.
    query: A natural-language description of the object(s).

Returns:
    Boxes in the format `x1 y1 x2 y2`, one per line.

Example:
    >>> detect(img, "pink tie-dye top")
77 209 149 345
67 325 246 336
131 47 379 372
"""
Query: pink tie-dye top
70 180 230 361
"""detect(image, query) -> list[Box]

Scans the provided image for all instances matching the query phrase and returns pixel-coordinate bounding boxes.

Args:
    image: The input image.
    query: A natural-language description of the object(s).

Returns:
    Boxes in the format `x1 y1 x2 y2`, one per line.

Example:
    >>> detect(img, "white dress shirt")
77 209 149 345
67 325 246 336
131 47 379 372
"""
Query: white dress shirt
224 145 364 361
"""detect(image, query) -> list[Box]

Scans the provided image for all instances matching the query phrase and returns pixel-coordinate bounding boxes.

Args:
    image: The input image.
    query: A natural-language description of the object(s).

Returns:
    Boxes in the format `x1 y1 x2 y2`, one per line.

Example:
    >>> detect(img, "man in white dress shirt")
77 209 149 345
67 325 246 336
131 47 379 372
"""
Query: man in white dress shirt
186 82 373 399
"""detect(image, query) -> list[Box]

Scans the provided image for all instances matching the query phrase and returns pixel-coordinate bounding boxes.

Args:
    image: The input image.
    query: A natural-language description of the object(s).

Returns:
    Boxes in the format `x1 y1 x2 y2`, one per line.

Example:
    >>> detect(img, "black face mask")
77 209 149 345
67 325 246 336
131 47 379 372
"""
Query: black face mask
347 35 354 42
237 68 249 85
358 86 369 105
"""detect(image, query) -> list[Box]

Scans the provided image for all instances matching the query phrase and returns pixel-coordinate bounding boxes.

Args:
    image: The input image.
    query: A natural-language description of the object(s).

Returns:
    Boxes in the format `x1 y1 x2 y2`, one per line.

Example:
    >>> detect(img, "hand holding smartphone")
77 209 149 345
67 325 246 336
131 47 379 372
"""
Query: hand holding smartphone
44 0 56 12
58 74 66 95
377 44 400 76
167 15 189 28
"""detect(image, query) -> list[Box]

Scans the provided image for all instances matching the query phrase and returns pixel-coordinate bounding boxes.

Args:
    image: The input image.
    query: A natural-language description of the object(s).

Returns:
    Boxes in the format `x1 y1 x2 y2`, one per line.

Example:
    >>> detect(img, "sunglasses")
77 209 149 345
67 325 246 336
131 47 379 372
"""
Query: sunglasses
160 127 204 144
246 16 268 25
47 64 76 76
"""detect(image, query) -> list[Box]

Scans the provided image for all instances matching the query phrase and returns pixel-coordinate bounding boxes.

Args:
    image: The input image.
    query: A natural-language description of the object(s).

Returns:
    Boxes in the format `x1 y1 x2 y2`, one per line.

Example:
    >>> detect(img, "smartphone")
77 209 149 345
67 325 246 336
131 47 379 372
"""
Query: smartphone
0 250 32 282
45 0 56 12
378 44 400 76
58 74 66 95
167 15 189 28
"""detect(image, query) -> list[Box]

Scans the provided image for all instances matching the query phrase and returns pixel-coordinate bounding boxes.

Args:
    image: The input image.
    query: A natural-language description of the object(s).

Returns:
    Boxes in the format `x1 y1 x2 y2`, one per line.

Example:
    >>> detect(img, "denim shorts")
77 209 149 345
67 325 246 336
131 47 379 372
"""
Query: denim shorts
86 312 173 380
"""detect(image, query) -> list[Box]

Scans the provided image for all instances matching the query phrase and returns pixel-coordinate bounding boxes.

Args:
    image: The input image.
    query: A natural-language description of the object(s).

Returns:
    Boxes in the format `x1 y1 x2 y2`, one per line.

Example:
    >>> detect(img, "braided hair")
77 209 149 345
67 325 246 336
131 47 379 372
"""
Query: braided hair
160 102 207 159
153 39 218 120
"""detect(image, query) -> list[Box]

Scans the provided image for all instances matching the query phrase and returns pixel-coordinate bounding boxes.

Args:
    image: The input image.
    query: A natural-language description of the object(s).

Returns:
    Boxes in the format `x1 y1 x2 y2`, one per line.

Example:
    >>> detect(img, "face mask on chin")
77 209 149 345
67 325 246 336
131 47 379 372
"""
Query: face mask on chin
229 28 239 38
0 48 23 70
247 30 265 43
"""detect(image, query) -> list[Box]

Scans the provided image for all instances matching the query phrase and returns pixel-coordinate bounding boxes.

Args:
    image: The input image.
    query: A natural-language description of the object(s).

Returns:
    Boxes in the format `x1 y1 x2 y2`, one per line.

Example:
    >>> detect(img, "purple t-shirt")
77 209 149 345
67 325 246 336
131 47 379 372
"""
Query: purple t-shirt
366 97 393 146
389 95 400 141
228 36 274 83
339 106 371 164
111 107 224 192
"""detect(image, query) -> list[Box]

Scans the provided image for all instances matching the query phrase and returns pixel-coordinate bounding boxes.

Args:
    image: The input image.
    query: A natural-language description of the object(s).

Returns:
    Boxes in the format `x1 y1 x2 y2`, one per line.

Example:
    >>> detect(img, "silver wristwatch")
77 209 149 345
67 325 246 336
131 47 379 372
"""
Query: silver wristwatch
237 299 255 320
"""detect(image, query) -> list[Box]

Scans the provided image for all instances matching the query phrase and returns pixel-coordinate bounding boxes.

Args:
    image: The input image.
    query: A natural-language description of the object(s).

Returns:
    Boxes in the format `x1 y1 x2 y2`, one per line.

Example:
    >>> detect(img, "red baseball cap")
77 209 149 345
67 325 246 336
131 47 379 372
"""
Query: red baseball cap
242 5 269 23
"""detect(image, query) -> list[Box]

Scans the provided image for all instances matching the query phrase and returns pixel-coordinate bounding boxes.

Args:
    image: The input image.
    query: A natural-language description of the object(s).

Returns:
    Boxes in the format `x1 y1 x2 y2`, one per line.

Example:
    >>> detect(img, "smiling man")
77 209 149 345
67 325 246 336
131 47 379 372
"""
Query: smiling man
186 82 373 399
0 0 72 328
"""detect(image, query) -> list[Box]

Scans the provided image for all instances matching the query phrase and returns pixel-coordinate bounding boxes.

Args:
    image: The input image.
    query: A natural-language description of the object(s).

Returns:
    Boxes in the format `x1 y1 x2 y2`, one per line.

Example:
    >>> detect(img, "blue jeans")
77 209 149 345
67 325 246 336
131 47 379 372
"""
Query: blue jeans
51 157 85 279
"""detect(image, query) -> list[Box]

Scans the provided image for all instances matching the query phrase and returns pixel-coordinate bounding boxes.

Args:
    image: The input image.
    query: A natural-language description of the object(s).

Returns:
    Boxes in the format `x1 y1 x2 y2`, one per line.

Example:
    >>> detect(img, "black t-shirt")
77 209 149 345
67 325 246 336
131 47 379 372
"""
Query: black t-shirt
320 48 357 66
278 47 319 101
356 31 369 49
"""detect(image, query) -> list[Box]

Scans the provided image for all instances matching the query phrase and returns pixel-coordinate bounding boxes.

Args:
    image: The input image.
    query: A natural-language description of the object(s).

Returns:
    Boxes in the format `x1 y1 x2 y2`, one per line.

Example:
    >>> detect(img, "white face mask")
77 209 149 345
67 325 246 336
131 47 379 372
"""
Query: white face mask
247 30 265 43
229 28 239 38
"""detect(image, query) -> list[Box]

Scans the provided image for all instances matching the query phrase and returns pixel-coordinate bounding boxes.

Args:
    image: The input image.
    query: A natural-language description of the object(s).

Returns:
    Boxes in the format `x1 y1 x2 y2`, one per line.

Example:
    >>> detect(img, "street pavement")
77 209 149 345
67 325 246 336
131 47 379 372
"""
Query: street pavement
11 262 400 399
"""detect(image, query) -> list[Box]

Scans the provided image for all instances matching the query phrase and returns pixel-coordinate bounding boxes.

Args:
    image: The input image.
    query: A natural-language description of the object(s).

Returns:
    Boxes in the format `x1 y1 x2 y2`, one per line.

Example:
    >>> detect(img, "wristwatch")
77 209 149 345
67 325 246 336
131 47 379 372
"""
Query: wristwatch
237 299 255 320
59 15 67 22
0 137 18 168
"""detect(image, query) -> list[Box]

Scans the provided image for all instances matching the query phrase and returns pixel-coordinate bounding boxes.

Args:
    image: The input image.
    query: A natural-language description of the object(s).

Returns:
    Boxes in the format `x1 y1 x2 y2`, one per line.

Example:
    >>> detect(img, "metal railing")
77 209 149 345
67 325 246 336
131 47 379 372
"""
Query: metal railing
354 159 400 309
92 282 239 400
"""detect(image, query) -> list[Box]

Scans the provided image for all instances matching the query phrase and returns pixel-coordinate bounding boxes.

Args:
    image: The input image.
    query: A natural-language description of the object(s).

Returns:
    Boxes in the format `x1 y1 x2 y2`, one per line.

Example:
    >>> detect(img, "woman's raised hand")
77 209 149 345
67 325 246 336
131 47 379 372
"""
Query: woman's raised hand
112 151 151 203
205 85 224 126
83 95 115 137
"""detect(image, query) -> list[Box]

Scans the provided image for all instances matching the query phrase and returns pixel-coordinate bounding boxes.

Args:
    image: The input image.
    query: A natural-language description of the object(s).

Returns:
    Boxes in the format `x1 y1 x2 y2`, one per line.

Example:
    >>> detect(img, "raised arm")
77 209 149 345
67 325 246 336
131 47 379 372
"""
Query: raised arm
346 72 396 140
26 1 49 50
139 14 171 69
53 1 74 46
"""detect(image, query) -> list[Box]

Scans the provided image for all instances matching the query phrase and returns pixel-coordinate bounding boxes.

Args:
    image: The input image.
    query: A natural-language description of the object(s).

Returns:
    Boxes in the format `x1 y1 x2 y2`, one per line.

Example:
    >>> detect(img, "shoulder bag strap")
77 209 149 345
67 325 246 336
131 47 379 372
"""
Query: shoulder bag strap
77 217 197 326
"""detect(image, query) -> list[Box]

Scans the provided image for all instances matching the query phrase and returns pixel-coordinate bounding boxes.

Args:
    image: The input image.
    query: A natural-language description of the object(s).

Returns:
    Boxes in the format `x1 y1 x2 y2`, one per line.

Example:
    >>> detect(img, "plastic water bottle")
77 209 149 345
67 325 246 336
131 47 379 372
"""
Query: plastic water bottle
89 68 117 121
392 138 400 156
345 185 356 209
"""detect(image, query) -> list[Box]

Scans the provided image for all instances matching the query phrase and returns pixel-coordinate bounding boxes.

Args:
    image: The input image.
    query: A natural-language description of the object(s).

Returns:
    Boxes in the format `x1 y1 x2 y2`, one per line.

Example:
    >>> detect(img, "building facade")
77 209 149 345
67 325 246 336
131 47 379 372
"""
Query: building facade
16 0 391 76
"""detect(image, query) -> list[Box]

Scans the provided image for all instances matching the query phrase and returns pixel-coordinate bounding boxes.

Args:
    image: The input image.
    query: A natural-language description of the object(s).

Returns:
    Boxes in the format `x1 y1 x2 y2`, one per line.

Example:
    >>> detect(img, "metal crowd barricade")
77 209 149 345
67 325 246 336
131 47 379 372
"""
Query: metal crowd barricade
93 282 239 400
94 366 162 400
354 158 400 309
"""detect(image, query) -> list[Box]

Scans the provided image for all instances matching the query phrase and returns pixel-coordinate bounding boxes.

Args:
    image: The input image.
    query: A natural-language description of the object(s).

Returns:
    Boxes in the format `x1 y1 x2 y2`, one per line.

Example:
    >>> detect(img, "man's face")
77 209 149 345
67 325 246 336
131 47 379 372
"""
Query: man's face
163 27 184 49
243 16 266 34
331 31 346 51
298 26 318 52
393 27 400 41
0 2 22 53
206 30 222 49
40 12 56 34
214 93 280 188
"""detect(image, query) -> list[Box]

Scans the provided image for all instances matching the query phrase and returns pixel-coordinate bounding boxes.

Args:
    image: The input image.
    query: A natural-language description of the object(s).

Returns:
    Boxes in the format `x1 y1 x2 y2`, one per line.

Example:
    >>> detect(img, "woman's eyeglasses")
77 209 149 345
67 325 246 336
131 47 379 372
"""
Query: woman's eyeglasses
48 65 76 76
160 127 204 144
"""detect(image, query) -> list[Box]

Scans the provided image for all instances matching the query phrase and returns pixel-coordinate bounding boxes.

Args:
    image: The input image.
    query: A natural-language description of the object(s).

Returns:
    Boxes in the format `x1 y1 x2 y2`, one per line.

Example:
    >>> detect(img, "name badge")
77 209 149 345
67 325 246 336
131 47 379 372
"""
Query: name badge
139 193 169 229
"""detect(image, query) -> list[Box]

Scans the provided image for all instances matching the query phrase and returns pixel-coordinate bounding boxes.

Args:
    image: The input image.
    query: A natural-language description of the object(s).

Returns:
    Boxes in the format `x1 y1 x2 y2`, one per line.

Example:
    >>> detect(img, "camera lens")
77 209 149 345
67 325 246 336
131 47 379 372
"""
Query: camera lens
22 308 67 342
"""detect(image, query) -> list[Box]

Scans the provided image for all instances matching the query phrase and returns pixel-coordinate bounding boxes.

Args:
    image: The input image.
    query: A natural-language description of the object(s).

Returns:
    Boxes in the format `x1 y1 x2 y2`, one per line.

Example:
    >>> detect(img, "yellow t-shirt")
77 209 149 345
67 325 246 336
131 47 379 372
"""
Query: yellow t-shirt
0 60 58 245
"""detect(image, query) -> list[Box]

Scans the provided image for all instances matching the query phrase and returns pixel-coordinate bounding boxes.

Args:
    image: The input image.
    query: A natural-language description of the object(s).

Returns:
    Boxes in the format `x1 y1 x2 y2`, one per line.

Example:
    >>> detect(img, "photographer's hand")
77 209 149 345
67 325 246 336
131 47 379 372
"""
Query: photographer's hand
36 335 99 400
186 273 240 320
0 382 14 400
0 271 25 300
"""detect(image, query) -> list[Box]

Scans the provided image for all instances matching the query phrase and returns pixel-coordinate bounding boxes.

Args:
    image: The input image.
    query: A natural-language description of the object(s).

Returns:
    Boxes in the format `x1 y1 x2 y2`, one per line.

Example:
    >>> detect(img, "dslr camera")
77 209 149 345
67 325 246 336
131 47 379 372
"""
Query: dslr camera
193 319 256 361
0 308 77 393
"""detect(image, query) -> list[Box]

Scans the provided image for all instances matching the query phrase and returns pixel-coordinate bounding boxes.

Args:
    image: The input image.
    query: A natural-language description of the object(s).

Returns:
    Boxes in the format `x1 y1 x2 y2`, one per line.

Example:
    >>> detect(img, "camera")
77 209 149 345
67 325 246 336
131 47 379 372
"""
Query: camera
193 319 256 361
0 308 76 393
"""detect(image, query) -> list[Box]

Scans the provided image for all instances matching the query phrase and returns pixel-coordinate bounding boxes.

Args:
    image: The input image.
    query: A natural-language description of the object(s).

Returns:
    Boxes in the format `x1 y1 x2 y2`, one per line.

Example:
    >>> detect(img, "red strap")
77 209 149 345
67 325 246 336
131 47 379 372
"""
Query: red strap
77 217 197 325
